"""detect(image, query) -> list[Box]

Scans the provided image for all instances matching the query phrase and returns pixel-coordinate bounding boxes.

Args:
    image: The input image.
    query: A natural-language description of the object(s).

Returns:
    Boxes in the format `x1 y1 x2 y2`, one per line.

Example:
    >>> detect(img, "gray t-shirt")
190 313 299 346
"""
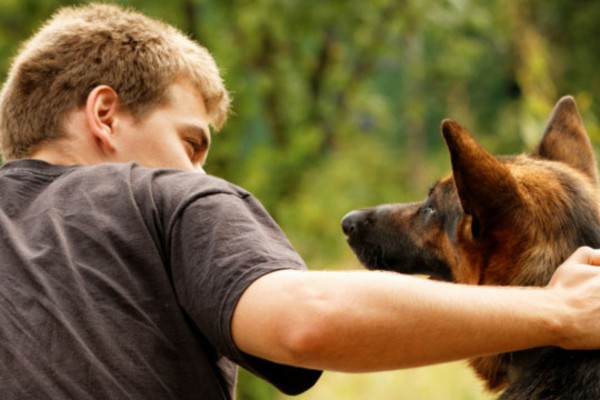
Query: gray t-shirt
0 159 321 399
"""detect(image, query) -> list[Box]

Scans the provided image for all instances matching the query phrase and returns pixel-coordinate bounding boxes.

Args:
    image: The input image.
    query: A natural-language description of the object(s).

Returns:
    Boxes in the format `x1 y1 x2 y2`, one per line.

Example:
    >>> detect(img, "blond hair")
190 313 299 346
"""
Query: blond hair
0 3 230 160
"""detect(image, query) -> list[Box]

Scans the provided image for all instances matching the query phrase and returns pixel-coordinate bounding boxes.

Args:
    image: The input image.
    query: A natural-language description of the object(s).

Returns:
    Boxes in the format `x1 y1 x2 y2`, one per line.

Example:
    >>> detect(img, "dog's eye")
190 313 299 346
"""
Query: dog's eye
420 206 435 215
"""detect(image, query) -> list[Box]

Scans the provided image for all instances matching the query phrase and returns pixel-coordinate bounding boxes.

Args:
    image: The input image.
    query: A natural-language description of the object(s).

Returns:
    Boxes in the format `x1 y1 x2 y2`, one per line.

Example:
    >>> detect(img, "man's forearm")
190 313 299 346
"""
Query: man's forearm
232 269 568 372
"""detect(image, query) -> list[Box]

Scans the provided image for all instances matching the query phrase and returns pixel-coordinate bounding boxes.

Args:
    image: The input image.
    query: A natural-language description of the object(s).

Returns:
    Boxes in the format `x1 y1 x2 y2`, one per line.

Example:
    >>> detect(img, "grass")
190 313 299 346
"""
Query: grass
279 361 498 400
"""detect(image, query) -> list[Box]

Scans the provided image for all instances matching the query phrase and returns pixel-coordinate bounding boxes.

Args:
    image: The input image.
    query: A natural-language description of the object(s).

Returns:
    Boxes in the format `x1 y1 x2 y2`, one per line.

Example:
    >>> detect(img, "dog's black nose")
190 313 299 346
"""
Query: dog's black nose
341 210 365 237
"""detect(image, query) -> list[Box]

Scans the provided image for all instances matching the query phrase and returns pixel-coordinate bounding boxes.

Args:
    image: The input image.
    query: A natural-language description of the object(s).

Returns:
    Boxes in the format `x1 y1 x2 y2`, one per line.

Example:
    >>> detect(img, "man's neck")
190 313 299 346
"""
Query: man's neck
29 139 105 166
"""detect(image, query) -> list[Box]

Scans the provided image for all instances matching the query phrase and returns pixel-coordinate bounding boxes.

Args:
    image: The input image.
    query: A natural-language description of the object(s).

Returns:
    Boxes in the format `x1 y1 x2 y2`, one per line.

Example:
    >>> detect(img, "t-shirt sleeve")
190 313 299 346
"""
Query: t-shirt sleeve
168 190 321 394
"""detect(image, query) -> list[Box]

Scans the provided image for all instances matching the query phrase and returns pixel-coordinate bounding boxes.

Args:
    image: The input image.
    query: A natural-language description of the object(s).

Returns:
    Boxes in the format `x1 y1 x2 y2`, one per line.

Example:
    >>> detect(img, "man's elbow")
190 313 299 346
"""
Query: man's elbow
276 281 340 369
233 270 341 370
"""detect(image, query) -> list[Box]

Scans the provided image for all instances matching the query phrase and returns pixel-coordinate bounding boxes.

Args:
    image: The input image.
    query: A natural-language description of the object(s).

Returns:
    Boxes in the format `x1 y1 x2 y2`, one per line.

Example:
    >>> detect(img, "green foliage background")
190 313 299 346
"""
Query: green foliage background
2 0 600 399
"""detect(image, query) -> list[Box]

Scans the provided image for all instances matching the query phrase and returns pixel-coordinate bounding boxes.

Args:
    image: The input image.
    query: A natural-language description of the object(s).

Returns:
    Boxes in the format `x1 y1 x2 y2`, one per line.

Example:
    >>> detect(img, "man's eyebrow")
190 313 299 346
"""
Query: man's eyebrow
180 123 210 147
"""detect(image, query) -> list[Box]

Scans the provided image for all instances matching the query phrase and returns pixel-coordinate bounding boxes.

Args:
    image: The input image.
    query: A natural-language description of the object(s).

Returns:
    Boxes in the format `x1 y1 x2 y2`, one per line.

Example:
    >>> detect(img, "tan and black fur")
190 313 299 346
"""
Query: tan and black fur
341 96 600 399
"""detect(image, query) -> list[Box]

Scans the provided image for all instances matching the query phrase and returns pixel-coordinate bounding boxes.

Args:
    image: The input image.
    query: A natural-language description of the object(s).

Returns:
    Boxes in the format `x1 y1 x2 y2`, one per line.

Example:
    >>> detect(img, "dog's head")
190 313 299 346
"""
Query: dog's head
342 96 600 286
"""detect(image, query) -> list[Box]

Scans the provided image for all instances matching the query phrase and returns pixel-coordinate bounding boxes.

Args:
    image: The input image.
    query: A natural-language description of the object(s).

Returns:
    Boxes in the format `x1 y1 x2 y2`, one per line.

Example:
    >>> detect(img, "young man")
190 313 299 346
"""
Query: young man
2 3 600 399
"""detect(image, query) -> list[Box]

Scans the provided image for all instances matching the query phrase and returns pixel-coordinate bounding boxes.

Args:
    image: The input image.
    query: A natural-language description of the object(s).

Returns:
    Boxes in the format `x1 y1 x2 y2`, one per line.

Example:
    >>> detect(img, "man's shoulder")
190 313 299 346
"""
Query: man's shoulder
1 159 248 198
123 162 249 199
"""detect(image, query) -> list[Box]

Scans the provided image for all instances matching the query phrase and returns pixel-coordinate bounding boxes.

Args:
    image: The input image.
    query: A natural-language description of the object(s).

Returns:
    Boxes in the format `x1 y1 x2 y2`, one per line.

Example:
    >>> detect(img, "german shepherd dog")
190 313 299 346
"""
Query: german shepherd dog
341 96 600 399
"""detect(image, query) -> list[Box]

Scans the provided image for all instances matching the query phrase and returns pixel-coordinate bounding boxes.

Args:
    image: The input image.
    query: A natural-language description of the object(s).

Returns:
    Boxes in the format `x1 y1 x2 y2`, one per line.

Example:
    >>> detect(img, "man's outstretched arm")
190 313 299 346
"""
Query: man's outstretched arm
231 247 600 372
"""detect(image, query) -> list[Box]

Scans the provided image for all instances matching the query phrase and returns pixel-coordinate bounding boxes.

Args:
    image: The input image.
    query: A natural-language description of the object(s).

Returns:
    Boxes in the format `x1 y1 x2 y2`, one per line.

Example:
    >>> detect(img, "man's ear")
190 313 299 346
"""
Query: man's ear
85 85 120 153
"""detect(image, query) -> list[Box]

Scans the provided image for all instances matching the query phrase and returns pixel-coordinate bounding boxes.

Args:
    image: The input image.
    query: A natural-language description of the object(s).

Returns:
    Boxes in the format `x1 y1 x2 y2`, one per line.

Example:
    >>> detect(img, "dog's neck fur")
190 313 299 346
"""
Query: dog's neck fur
473 219 600 392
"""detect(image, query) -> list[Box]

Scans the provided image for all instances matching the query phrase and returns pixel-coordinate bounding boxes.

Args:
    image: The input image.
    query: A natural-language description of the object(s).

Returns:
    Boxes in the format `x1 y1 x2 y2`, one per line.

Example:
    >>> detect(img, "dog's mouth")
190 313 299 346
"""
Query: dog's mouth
347 242 390 271
344 231 394 272
346 236 454 281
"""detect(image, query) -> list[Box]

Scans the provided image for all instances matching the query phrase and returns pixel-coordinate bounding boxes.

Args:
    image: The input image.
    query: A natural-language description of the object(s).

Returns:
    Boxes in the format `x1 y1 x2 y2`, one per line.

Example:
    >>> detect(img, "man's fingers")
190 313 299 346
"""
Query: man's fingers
567 246 600 266
548 247 600 290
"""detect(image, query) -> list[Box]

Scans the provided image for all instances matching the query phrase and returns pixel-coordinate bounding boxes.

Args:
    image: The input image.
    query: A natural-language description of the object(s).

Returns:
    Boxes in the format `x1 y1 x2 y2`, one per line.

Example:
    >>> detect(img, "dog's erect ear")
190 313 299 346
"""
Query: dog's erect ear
441 120 522 236
534 96 598 184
